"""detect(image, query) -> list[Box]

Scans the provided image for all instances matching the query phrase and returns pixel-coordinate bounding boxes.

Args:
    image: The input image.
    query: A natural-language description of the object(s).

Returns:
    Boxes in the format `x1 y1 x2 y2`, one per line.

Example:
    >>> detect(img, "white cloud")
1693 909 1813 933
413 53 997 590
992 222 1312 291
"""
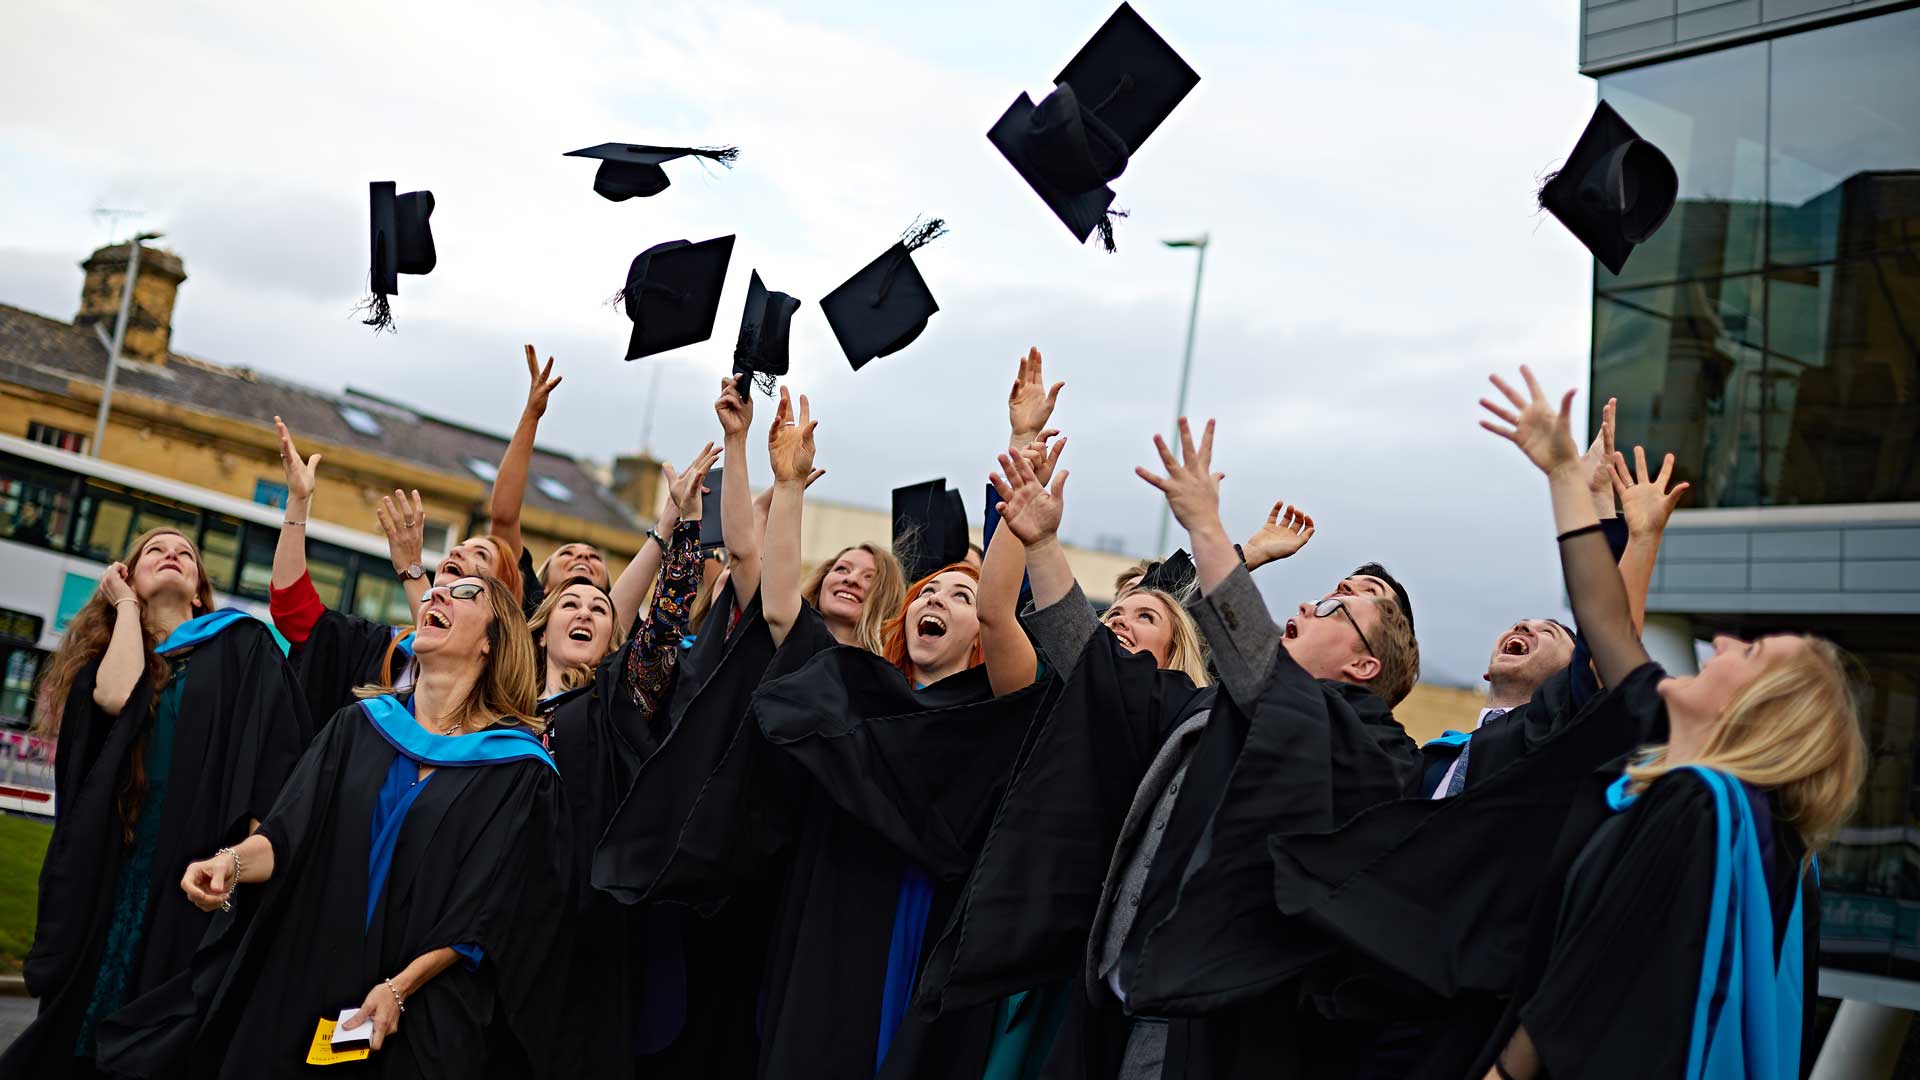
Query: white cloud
0 0 1603 686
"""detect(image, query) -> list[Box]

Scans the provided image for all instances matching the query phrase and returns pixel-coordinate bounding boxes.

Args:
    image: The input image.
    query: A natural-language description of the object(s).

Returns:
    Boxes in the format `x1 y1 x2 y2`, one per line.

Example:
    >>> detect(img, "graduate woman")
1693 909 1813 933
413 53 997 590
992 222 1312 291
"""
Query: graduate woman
525 440 714 1079
4 529 310 1079
131 574 570 1079
1474 366 1865 1079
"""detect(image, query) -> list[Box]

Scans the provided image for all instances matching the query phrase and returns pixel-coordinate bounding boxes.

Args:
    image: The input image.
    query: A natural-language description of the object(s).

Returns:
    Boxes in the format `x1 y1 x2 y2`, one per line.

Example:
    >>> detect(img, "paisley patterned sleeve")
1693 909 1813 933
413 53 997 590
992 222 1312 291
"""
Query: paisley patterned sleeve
623 519 704 709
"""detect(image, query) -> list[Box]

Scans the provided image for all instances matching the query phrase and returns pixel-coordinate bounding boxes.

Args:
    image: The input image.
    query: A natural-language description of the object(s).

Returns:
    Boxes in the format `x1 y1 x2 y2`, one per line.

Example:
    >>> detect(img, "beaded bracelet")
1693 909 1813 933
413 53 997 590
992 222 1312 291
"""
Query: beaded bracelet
216 846 242 912
385 977 406 1014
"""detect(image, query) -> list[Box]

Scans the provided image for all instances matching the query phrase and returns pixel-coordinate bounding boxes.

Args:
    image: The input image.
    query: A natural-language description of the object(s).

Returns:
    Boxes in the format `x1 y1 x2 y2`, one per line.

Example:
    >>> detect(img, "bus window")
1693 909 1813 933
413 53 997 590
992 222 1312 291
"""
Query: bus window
352 572 413 627
73 484 138 562
129 499 197 545
0 647 42 728
0 453 77 552
199 514 243 594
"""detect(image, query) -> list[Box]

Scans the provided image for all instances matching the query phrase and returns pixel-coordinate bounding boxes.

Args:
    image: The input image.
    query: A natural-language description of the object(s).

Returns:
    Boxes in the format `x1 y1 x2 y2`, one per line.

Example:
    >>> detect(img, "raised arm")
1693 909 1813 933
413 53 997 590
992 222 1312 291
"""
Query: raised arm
977 348 1065 693
374 488 429 614
1479 367 1650 688
762 387 816 647
270 417 322 592
981 437 1065 694
714 378 760 608
1137 418 1239 597
609 442 718 639
1611 446 1688 637
487 345 564 562
91 564 146 714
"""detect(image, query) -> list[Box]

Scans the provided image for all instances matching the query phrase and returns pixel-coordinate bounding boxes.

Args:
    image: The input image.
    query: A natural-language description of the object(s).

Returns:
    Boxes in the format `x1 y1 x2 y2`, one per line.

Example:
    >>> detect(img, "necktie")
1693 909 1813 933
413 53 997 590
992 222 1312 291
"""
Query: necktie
1443 709 1508 797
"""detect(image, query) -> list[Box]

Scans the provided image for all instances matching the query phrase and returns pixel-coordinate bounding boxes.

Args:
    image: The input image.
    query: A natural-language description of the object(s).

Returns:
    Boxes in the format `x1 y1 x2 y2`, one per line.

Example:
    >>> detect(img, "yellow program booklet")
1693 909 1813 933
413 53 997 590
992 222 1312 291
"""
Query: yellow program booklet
306 1011 374 1065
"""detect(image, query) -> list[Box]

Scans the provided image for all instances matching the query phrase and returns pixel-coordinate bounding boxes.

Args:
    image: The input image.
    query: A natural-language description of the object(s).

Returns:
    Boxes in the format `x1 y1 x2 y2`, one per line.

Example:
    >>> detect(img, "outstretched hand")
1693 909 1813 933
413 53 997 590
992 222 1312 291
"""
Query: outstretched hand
1611 446 1690 537
1007 346 1065 447
716 376 754 438
1579 396 1618 517
274 416 321 500
522 345 563 418
1479 366 1581 477
990 444 1069 547
374 489 426 574
766 387 817 483
663 442 722 519
1243 501 1315 570
1136 418 1224 535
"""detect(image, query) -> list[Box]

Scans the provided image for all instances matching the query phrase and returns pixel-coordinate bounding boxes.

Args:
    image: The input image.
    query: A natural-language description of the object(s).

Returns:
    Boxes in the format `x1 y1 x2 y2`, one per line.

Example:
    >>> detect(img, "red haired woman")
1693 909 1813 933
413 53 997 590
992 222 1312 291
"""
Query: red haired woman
3 529 308 1079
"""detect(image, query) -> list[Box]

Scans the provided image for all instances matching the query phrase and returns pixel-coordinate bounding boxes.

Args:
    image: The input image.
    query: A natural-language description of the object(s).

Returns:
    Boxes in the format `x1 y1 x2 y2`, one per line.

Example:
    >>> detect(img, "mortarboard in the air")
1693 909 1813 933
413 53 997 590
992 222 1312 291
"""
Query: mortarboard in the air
363 181 436 332
819 217 948 371
1538 101 1677 276
988 3 1199 253
734 271 801 396
698 466 725 550
892 479 971 584
1135 549 1196 596
615 235 735 360
563 142 739 201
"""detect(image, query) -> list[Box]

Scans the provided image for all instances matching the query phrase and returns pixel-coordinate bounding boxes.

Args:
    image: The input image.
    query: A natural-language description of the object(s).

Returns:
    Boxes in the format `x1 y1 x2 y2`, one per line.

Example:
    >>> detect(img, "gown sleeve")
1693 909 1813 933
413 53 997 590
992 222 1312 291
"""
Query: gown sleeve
1512 772 1720 1079
286 606 407 729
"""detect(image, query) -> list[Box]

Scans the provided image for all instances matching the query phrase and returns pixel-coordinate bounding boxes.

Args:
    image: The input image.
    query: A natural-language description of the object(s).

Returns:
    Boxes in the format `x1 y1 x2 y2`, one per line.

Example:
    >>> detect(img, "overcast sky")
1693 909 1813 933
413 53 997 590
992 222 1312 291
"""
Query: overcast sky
0 1 1603 686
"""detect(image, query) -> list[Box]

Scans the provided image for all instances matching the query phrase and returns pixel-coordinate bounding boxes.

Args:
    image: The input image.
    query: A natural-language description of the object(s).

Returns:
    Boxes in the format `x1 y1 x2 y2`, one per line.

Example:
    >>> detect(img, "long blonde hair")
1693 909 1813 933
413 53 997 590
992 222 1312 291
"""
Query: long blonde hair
527 577 617 696
1626 636 1866 855
36 527 218 843
356 574 544 734
803 542 907 654
1109 587 1211 688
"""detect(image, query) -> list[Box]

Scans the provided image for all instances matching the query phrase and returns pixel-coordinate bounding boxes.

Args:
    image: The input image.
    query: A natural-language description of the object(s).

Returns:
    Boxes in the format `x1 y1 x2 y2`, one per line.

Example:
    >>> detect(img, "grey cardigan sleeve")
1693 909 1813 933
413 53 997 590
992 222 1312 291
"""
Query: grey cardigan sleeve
1019 582 1103 678
1186 562 1283 706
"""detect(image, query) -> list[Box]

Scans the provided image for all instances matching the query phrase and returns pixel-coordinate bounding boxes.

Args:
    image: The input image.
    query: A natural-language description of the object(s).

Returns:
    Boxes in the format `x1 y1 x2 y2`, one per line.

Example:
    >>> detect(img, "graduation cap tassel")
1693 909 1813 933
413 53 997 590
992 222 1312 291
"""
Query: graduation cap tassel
692 145 741 167
899 216 950 253
355 293 396 334
1097 208 1130 254
1535 167 1563 211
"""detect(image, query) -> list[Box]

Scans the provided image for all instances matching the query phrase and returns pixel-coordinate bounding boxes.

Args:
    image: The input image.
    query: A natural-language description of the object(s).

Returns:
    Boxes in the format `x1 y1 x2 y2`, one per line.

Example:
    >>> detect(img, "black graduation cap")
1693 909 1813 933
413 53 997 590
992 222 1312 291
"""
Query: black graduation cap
698 466 725 550
363 181 436 332
988 3 1199 253
819 218 947 371
563 142 739 201
1539 101 1678 276
892 479 971 584
615 235 735 360
1135 549 1196 596
734 271 801 396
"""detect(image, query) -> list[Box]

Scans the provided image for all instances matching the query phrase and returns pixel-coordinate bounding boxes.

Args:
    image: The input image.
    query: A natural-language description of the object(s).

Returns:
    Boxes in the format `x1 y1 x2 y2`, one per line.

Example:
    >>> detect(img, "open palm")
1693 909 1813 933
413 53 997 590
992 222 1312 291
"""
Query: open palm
1479 365 1580 476
990 446 1067 545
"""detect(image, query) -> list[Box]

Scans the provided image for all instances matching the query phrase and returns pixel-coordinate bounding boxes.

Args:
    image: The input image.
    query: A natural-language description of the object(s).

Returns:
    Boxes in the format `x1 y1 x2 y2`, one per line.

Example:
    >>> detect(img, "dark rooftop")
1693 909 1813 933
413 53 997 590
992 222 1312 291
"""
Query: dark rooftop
0 302 641 533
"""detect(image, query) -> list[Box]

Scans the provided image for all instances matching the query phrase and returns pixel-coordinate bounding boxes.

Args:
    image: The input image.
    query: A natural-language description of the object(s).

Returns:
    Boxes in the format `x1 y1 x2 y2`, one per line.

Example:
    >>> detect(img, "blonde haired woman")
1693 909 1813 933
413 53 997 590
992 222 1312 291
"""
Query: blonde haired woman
1476 367 1865 1079
798 542 906 653
4 529 308 1080
103 575 570 1079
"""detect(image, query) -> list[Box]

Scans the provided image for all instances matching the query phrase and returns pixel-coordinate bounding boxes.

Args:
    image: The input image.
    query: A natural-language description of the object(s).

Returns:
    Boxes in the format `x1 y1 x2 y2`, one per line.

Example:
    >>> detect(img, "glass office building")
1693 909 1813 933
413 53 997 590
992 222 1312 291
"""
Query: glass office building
1581 0 1920 1015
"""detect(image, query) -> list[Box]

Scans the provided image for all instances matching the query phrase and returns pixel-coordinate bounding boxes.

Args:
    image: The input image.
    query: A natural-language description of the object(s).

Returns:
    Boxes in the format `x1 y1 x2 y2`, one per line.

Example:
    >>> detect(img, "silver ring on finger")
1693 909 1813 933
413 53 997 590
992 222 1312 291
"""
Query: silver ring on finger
403 520 416 528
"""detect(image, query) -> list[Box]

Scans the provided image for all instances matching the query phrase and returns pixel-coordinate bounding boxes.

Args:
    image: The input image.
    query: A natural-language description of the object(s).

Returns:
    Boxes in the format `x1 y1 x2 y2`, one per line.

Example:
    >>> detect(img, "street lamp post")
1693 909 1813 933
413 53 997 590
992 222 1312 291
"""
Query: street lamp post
1156 234 1209 556
91 231 164 458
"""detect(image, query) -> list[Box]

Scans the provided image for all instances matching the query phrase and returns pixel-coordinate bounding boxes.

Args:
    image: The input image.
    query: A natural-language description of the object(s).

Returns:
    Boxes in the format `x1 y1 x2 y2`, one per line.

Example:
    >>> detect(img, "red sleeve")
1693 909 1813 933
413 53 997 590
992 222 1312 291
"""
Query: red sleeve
269 570 327 645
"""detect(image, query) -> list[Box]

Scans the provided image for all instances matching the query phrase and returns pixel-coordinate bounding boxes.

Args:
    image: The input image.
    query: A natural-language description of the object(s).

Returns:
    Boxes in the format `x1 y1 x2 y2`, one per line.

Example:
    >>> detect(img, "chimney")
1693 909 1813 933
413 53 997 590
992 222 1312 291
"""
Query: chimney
610 453 667 523
76 243 188 365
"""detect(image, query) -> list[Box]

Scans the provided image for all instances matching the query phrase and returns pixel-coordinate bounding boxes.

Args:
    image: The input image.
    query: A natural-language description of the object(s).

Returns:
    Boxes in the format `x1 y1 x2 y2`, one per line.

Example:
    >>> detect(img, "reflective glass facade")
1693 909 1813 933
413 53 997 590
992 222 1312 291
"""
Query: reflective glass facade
1590 7 1920 989
1593 8 1920 509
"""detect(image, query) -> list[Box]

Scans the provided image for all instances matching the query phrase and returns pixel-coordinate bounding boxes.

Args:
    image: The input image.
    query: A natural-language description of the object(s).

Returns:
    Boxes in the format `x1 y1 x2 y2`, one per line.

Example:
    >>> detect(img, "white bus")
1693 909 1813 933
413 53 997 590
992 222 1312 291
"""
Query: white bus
0 432 422 817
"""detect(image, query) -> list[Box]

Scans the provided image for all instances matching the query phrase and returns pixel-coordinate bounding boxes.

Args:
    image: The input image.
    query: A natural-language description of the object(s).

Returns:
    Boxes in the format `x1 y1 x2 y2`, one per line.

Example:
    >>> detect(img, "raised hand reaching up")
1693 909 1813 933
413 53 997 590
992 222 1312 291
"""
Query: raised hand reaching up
716 375 754 439
990 444 1069 548
1579 396 1618 519
1242 501 1315 571
1007 346 1065 449
274 416 321 502
1478 365 1581 479
766 387 817 483
1136 418 1224 535
1610 446 1689 538
662 442 722 523
522 344 563 419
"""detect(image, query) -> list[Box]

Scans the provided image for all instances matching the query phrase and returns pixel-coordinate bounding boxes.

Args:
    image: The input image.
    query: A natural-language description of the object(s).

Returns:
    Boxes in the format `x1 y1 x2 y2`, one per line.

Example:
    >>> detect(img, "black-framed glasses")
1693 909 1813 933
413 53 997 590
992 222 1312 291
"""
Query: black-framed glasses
1314 597 1375 658
425 582 486 603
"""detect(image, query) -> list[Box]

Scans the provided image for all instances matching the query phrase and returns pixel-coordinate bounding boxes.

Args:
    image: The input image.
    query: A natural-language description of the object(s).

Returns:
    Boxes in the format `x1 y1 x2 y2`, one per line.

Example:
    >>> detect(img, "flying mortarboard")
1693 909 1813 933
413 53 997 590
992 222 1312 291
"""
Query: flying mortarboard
563 142 739 201
614 235 736 360
362 181 437 332
1538 101 1677 276
1135 549 1197 597
988 3 1199 252
734 271 801 396
892 479 971 584
819 217 947 371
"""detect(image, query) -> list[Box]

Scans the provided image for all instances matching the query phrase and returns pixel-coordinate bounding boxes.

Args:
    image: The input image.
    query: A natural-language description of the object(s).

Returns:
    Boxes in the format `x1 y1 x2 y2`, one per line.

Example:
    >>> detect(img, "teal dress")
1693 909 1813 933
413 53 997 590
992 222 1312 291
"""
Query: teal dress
981 984 1069 1080
74 660 187 1055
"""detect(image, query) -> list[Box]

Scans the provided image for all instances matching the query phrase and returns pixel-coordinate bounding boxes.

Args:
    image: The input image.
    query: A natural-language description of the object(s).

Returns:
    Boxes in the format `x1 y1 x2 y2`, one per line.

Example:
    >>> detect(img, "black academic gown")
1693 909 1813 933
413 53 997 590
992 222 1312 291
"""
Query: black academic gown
96 702 573 1080
6 618 310 1080
288 608 410 730
539 632 678 1080
751 645 1057 1080
1459 663 1819 1079
592 584 791 1080
913 625 1210 1015
1100 643 1418 1080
